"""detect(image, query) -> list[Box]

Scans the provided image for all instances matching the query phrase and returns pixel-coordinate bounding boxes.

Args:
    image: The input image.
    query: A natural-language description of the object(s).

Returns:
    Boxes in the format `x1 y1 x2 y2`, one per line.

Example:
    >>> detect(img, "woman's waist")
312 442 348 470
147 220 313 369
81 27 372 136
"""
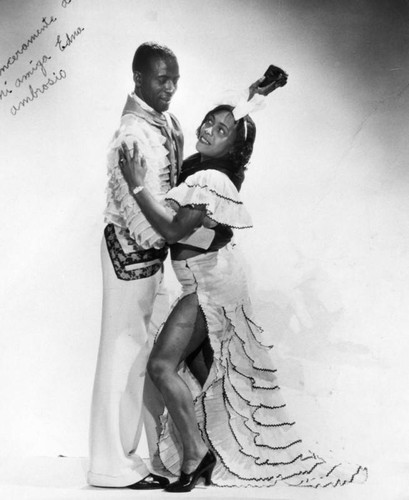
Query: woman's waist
171 247 248 299
170 244 215 261
170 224 234 260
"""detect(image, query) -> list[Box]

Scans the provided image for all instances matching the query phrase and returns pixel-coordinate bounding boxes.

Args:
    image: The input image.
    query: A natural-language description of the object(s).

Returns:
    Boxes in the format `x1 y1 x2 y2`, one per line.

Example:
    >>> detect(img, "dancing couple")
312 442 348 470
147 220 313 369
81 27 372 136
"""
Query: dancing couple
88 42 367 492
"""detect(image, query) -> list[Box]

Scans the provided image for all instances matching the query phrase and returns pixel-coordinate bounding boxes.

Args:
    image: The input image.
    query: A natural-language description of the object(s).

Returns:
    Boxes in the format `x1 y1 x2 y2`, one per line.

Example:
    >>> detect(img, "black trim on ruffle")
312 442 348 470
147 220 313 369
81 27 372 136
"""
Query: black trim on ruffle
224 362 286 414
257 440 303 451
182 180 244 204
165 198 253 229
201 387 287 483
326 463 341 477
288 465 367 488
235 335 277 374
223 307 277 374
241 305 275 349
201 353 365 487
282 460 322 481
252 407 296 427
227 350 279 391
222 389 303 464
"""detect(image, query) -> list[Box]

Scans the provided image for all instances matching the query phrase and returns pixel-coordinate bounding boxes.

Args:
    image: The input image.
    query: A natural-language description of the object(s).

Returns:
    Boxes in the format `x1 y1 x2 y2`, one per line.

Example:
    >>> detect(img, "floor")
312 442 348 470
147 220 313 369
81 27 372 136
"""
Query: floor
0 456 408 500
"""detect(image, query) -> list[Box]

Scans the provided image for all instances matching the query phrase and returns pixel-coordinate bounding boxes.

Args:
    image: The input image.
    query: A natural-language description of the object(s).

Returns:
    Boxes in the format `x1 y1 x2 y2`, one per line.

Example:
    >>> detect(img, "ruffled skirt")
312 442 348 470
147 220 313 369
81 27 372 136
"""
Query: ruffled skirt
157 246 367 488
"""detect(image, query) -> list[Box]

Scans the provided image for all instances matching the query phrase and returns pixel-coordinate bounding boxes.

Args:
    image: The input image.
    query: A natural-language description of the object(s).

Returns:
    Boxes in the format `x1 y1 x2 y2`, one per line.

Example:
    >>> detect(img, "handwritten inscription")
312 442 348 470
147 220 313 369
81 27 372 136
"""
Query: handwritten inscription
0 17 56 78
10 70 67 116
0 3 86 116
0 82 13 101
55 27 85 52
15 55 52 87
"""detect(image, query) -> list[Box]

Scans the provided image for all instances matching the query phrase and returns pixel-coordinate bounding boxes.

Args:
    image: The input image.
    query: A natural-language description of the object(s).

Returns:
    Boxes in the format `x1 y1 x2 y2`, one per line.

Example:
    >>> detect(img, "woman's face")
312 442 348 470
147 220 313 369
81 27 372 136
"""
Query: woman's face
196 110 237 159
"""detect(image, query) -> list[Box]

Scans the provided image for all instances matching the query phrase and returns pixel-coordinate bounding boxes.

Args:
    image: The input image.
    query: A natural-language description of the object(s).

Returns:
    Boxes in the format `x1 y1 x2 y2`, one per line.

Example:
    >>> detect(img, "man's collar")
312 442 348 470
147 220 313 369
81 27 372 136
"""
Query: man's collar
122 92 168 128
131 92 157 114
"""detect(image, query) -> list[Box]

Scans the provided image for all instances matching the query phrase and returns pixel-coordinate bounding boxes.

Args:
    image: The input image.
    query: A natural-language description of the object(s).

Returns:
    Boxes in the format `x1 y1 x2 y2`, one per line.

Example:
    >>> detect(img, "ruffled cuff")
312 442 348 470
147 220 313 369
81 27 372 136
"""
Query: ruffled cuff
165 170 252 229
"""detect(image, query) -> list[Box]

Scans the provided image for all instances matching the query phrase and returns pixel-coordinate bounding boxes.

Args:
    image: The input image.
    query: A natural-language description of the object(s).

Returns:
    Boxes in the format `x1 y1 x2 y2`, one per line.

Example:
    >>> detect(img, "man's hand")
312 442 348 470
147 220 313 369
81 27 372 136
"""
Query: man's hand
119 141 147 191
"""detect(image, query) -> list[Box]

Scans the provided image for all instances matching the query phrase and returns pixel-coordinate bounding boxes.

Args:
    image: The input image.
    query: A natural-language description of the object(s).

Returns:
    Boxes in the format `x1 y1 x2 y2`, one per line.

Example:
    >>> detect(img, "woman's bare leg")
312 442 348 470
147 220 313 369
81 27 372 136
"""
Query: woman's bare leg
147 293 209 473
185 335 213 387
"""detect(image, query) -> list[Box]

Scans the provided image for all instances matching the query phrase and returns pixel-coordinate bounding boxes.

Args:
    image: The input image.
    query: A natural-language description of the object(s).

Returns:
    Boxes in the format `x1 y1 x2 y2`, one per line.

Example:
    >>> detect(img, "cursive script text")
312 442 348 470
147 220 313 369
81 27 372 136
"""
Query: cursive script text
0 17 57 78
55 27 84 51
0 81 13 102
10 70 67 115
15 55 52 87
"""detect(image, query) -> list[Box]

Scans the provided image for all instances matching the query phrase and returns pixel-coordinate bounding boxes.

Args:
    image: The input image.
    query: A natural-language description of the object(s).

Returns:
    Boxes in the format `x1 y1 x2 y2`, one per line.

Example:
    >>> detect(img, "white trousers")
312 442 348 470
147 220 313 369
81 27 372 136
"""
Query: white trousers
87 236 170 487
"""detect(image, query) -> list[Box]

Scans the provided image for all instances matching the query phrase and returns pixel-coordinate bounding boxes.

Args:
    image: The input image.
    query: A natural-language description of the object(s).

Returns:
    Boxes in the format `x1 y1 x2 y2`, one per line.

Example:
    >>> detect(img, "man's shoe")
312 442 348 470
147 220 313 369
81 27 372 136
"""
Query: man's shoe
127 473 170 490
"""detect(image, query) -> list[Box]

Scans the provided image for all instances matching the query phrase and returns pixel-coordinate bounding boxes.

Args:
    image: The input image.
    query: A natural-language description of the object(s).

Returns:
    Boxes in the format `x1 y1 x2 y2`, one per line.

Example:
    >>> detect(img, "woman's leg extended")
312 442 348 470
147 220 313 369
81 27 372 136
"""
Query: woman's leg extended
185 334 213 387
147 293 209 473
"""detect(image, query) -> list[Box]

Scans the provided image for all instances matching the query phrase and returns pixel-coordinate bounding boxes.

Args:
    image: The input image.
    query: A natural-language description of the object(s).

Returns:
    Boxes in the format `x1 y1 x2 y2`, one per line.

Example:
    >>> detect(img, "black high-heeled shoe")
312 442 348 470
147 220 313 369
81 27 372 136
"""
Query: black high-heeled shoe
165 450 216 493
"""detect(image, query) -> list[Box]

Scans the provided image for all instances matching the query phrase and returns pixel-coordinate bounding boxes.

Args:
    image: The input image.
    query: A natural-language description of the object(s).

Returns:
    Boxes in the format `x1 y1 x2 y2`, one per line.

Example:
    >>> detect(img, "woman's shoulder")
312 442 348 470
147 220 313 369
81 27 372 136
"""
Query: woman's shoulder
183 169 238 195
166 166 252 229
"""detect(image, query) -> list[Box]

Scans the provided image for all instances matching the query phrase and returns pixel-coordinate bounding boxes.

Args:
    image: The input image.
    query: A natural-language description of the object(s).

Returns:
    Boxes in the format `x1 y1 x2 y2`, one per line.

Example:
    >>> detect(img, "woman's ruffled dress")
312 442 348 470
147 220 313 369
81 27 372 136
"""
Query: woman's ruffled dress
158 169 367 488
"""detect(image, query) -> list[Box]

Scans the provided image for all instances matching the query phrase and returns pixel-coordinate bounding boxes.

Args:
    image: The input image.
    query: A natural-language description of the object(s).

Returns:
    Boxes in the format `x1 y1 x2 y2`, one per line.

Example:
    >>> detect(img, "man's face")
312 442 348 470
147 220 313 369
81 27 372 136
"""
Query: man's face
134 57 179 113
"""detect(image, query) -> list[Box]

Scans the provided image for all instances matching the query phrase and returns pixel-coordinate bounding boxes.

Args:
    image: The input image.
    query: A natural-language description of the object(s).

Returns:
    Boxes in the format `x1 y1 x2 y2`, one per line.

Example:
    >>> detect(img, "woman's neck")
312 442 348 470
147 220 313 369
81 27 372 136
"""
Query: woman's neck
199 154 225 163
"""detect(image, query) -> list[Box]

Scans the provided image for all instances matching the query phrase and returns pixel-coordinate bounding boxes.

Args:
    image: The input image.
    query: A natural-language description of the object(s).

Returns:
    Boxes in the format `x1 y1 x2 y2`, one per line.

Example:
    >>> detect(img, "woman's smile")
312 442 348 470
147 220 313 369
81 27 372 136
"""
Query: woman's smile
196 110 237 159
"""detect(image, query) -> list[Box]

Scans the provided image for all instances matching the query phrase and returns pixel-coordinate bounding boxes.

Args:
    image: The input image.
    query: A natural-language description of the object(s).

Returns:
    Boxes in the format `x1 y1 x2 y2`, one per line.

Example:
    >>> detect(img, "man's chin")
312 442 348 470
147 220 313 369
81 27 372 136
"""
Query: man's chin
156 99 171 112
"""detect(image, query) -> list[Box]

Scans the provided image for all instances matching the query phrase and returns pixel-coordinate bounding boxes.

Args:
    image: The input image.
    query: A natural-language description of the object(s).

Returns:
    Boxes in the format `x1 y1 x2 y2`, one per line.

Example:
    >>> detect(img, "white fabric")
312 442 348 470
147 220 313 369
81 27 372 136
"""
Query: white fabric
165 170 253 229
88 237 171 487
178 225 215 249
211 87 267 120
156 247 368 487
104 95 170 250
232 93 266 121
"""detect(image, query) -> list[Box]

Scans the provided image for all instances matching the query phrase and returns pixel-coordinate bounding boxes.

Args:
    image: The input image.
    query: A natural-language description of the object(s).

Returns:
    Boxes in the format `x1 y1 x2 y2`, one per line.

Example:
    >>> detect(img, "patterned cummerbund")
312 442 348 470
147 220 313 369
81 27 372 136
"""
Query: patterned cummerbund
104 223 168 281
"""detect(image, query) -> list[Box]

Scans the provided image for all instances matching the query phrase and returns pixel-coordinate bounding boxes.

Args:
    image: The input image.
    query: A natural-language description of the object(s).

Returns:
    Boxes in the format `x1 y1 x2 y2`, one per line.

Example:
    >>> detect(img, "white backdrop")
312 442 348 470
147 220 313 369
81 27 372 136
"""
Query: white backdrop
1 0 408 486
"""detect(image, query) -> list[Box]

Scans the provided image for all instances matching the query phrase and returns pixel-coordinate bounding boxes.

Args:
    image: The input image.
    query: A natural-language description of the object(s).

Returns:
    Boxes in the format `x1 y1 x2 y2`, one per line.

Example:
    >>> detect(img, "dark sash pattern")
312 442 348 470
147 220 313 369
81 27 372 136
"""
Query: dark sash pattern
104 224 168 281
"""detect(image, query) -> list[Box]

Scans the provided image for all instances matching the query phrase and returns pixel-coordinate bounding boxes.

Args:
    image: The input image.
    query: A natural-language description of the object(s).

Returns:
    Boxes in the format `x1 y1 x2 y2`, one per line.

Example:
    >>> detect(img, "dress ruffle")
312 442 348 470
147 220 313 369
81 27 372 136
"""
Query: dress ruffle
165 170 253 229
104 114 169 249
156 248 368 488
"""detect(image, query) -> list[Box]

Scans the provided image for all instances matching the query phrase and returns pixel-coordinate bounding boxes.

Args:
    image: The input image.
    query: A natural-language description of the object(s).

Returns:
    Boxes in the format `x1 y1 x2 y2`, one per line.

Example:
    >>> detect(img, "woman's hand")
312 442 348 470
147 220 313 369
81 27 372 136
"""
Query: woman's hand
248 69 288 100
118 140 147 191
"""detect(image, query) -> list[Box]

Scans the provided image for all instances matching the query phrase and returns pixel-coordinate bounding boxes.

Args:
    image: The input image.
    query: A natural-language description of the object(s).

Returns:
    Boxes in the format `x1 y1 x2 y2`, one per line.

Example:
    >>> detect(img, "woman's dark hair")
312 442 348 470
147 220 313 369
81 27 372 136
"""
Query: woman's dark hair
196 104 256 182
132 42 177 74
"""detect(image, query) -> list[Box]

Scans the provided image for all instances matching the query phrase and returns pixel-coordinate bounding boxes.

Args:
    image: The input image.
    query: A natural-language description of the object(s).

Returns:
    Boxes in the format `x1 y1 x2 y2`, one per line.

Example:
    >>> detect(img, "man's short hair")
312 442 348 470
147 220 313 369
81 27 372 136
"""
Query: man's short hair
132 42 177 74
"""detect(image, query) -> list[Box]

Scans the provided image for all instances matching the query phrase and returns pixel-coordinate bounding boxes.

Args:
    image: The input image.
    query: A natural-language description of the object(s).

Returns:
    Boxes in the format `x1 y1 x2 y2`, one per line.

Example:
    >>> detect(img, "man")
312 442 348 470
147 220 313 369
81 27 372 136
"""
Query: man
88 42 183 490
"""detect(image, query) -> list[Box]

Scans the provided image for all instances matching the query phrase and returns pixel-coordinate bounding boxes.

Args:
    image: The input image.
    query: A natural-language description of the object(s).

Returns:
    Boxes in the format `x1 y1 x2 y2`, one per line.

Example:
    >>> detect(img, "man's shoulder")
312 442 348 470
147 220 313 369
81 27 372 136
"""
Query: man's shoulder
119 111 153 133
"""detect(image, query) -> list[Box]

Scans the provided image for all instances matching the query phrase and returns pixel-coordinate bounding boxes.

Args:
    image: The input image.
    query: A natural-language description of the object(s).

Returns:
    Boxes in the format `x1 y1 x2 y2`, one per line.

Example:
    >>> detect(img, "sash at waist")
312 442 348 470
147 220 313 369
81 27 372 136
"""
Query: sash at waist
104 224 168 281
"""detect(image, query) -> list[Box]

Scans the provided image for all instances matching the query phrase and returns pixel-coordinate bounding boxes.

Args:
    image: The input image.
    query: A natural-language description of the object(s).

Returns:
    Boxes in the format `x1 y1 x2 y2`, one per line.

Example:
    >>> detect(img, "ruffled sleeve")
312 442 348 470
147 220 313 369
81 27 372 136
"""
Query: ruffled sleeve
165 170 253 229
104 113 170 249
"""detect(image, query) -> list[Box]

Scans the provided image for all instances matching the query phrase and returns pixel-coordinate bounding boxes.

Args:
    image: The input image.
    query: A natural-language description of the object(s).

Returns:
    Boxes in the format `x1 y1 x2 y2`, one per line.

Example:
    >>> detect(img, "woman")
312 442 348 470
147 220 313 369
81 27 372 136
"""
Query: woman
119 104 367 492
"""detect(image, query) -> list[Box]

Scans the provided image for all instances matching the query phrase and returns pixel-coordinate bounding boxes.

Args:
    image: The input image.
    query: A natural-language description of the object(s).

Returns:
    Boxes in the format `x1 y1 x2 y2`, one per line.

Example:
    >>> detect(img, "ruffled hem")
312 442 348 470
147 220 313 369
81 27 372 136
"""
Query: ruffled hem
165 170 253 229
104 113 170 249
156 249 368 488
